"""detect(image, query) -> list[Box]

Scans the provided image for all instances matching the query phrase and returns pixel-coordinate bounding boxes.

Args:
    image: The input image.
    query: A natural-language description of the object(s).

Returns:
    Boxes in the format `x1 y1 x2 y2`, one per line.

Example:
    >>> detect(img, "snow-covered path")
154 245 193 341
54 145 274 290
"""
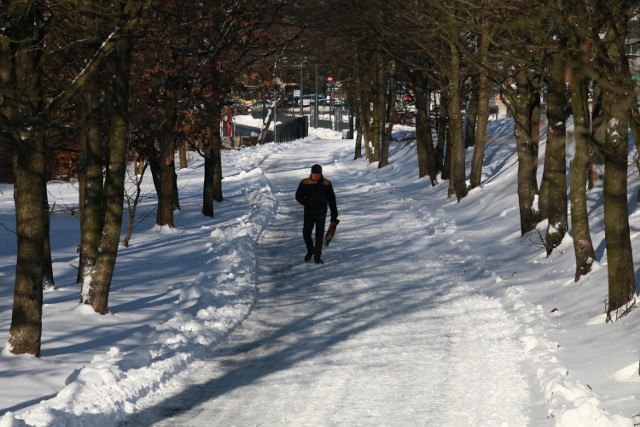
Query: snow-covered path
125 139 529 426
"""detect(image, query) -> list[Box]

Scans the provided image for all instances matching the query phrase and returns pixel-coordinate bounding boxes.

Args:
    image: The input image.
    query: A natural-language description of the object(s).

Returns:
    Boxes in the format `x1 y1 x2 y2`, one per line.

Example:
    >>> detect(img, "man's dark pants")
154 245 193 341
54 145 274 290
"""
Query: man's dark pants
303 212 326 258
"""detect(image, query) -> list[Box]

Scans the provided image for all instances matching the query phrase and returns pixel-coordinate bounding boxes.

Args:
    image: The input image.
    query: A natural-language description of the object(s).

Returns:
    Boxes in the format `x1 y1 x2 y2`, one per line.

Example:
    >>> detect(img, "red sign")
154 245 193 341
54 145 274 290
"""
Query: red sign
327 75 334 83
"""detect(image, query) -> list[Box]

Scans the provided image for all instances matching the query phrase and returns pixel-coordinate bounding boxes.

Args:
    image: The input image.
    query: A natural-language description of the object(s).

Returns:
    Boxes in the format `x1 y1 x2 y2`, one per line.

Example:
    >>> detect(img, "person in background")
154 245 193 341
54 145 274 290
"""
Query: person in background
295 164 338 264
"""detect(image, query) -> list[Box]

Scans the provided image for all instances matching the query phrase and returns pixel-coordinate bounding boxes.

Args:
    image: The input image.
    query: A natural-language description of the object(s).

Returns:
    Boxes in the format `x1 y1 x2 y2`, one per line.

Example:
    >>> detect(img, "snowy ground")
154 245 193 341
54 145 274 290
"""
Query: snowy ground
0 115 639 426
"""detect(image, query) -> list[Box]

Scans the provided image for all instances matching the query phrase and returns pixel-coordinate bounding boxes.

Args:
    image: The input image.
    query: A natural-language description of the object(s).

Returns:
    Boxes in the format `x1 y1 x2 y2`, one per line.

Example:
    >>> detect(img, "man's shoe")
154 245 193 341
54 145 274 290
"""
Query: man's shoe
305 251 314 262
314 258 324 264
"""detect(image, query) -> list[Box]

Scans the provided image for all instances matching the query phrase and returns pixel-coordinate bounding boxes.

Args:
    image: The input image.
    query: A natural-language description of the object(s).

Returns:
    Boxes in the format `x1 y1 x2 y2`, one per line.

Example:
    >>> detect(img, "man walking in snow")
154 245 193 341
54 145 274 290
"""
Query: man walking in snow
295 164 338 264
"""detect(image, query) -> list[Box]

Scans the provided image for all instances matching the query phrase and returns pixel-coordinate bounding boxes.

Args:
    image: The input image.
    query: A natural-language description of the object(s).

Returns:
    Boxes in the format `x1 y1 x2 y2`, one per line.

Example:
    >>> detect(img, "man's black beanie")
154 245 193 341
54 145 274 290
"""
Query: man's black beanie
311 164 322 174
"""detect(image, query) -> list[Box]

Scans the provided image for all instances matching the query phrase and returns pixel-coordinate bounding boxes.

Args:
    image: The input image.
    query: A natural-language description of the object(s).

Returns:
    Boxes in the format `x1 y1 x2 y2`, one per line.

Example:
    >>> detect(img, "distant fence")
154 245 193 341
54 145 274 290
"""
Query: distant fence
276 115 308 142
309 105 352 137
249 103 354 142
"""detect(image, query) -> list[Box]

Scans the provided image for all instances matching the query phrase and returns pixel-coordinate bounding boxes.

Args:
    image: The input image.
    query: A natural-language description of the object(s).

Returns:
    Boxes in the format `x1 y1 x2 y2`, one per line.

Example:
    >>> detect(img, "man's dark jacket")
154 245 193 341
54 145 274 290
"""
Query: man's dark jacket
295 175 338 220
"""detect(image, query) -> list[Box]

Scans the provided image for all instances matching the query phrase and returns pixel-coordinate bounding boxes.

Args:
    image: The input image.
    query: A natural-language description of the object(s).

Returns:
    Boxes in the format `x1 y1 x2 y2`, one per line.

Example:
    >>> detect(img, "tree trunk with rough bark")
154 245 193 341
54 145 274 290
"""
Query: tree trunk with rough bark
568 70 596 281
413 75 437 185
212 109 224 203
10 131 46 356
469 23 491 190
156 90 178 227
506 69 540 235
599 20 636 319
355 78 374 163
2 1 47 357
436 94 447 178
541 49 568 255
179 143 188 169
465 79 478 148
379 62 395 169
202 124 218 217
202 153 215 217
446 42 467 201
78 80 105 285
352 55 376 164
353 116 363 160
602 86 635 319
84 28 131 315
42 190 55 290
369 59 385 164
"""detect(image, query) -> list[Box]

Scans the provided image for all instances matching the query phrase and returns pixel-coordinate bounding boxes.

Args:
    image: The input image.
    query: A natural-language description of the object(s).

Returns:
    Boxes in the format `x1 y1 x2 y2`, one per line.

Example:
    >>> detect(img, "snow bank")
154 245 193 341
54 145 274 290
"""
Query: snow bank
1 148 278 426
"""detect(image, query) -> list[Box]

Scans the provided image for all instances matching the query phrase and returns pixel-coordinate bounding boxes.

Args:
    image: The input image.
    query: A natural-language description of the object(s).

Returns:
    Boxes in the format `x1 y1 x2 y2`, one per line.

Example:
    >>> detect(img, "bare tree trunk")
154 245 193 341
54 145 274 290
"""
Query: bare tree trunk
202 156 215 217
379 62 395 169
42 189 55 290
178 142 188 169
599 19 636 319
85 26 131 315
351 55 377 164
10 130 46 356
123 160 148 248
78 80 105 285
506 69 540 235
436 94 447 178
541 49 568 255
202 126 216 217
446 41 467 201
530 76 542 181
173 170 180 210
568 66 596 281
212 109 224 203
629 112 640 200
465 77 478 148
469 22 491 189
355 78 374 163
2 1 47 357
353 116 362 160
369 57 386 164
602 86 635 319
156 89 178 227
413 74 437 185
145 138 161 199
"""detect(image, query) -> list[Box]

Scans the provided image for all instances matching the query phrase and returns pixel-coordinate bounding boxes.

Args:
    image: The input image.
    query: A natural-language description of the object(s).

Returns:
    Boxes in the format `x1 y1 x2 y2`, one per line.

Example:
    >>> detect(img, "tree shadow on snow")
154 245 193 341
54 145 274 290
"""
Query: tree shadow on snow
122 166 465 426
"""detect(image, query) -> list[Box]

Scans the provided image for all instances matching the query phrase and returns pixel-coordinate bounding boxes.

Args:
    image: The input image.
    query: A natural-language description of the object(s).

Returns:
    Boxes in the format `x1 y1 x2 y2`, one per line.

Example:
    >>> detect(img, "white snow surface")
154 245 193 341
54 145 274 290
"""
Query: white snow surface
0 115 638 426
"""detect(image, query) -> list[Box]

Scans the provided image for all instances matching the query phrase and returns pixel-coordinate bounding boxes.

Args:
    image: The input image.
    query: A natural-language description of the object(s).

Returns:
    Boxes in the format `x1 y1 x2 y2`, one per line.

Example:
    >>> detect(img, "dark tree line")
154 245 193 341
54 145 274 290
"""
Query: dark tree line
0 0 297 356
